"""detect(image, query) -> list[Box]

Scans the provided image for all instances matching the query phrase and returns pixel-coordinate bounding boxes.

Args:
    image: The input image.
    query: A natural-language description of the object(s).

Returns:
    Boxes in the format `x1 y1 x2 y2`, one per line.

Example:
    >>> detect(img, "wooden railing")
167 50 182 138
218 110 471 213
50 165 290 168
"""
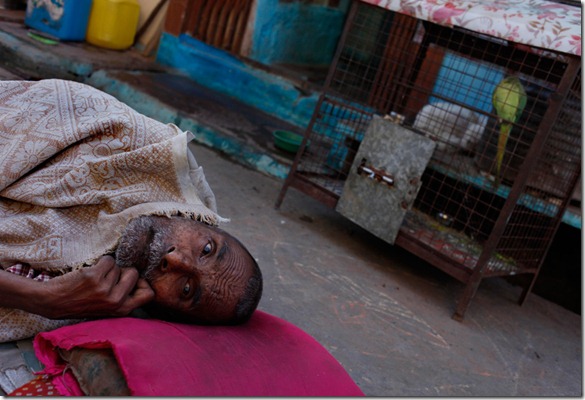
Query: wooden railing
165 0 253 54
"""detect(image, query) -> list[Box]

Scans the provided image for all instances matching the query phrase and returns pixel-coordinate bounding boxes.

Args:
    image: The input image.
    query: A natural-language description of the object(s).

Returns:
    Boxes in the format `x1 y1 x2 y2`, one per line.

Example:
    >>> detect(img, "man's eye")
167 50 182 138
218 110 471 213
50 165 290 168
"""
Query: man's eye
182 282 191 296
202 242 212 256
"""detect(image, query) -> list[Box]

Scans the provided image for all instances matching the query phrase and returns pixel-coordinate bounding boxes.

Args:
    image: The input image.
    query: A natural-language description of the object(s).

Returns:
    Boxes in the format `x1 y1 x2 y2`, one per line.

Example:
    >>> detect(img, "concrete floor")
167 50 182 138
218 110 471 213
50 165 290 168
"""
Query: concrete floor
0 10 582 396
192 141 581 396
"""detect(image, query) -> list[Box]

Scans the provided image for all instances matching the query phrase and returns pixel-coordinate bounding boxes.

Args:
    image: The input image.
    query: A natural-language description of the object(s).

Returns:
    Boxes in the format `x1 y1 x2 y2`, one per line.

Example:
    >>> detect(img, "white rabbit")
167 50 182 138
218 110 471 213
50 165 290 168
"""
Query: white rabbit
413 102 486 152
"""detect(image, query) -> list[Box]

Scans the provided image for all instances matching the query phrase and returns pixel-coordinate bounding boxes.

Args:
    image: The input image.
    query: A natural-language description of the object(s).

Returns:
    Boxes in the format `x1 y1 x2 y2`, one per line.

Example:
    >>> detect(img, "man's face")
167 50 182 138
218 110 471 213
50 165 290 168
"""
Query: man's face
115 215 261 324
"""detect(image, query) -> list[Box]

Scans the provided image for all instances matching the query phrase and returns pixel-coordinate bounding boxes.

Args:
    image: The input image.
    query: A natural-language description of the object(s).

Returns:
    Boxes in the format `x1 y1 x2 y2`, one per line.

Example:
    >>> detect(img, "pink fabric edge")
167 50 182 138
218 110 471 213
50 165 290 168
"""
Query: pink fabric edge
33 311 365 396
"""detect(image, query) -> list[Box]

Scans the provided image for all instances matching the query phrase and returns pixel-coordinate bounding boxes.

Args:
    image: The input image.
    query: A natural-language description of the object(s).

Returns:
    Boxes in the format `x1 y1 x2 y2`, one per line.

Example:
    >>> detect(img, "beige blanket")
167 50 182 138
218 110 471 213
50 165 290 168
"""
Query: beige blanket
0 79 225 341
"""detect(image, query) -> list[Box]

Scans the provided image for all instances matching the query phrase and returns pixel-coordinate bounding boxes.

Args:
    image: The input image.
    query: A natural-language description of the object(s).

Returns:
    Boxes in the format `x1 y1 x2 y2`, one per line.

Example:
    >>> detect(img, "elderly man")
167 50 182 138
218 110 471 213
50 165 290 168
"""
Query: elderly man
0 79 262 342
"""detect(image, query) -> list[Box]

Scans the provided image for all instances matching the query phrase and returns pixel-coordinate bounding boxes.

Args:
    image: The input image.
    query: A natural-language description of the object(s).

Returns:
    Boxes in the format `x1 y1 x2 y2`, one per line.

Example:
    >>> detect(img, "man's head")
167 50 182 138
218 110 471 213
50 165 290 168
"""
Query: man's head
115 215 262 325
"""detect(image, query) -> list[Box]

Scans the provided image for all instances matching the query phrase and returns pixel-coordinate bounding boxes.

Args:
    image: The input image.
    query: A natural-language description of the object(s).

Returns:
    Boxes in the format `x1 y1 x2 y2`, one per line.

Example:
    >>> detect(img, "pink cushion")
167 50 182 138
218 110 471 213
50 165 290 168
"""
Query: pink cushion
33 311 364 396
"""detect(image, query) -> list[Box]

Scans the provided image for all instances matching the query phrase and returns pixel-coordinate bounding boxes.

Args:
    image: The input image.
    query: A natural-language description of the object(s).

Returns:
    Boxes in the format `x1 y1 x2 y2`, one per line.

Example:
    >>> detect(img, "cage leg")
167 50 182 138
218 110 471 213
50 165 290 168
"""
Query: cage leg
518 273 539 306
274 180 290 210
452 274 482 321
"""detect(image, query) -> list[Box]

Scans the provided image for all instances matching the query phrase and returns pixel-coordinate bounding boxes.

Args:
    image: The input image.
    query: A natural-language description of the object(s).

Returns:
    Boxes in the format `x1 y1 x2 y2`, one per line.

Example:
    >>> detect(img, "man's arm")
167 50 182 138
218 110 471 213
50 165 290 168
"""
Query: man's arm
0 255 154 319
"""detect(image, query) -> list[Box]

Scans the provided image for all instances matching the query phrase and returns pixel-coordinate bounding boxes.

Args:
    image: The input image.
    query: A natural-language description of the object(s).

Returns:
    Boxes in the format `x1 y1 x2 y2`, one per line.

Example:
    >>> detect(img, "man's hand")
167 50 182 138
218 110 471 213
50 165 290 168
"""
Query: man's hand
0 256 154 319
39 255 155 319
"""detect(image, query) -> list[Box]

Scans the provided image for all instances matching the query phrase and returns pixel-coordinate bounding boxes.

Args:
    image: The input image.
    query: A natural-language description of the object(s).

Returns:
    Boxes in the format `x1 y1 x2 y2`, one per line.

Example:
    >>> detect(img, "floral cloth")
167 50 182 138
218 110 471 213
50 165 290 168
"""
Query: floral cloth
360 0 581 56
8 375 60 397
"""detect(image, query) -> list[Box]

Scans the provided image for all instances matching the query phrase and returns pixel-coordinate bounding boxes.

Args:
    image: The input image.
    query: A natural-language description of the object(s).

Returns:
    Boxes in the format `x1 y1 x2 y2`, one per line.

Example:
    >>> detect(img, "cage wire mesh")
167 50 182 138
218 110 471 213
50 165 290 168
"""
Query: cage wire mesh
279 1 581 316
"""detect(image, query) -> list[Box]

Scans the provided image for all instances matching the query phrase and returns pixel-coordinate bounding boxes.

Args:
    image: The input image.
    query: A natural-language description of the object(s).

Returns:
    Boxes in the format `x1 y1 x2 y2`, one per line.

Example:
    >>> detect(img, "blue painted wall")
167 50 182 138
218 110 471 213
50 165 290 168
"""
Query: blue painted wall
429 51 504 113
157 33 319 129
156 0 350 129
251 0 350 67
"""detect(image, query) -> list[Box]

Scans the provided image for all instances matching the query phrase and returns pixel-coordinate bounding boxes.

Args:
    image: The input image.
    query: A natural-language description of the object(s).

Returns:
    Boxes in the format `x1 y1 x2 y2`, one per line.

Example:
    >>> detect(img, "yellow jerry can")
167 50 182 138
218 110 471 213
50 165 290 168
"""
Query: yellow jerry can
86 0 140 50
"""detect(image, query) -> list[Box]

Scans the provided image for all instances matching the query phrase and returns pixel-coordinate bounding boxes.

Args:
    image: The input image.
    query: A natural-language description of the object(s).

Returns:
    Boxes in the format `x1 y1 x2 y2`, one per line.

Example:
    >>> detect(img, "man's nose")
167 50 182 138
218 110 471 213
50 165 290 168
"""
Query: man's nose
161 246 192 273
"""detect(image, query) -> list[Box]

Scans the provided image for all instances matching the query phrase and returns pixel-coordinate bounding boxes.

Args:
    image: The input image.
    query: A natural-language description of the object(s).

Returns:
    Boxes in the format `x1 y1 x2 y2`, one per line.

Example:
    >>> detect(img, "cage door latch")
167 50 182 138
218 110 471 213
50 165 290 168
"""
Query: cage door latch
357 158 394 187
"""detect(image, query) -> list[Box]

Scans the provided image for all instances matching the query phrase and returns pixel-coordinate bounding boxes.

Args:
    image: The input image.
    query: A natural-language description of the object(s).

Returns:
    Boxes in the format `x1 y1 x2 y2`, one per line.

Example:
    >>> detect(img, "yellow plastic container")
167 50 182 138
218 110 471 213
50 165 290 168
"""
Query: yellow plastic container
86 0 140 50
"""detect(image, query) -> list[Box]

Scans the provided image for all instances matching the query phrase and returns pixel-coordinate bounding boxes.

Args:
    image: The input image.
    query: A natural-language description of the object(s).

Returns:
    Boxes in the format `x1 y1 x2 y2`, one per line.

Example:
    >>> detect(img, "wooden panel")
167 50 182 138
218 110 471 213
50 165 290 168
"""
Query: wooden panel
368 13 419 114
164 0 189 35
404 44 445 120
181 0 253 54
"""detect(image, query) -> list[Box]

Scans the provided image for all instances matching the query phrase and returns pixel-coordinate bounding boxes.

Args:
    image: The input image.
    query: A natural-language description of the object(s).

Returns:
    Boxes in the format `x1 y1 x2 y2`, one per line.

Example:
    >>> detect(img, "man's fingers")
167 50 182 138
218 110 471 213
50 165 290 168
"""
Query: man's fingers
93 255 119 282
93 255 116 269
116 269 154 305
85 258 154 315
113 272 154 313
116 267 140 293
131 278 155 304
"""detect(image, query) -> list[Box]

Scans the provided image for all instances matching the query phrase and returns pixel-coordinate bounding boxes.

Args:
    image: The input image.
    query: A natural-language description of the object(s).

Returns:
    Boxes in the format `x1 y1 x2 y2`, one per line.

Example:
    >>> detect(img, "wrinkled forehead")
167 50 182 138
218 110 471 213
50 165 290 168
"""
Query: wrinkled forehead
222 231 257 278
186 219 257 280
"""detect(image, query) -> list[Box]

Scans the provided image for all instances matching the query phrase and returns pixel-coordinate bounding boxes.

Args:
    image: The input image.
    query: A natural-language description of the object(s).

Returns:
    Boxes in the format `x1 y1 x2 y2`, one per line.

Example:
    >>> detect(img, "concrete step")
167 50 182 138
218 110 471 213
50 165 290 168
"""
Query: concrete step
87 70 300 180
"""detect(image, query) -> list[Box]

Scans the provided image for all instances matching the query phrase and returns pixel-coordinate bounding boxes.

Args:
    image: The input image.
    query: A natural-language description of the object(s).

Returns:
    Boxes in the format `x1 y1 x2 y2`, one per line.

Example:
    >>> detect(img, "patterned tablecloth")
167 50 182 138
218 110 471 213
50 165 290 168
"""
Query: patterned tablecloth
360 0 581 56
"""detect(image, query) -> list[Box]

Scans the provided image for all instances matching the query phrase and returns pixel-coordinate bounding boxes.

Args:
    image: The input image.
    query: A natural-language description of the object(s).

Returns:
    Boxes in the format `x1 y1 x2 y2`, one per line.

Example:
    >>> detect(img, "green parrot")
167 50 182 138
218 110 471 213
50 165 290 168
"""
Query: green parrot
491 76 527 187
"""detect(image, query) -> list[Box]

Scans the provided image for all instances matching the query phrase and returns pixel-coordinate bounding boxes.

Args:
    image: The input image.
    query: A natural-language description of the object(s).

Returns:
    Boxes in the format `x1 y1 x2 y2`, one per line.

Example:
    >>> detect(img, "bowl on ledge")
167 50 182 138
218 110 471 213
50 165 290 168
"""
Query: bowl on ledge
273 130 306 153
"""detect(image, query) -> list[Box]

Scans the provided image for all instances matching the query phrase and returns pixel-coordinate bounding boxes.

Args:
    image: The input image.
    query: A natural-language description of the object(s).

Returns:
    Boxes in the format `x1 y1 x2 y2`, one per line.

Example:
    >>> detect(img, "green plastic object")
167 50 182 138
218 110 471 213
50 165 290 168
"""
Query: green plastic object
27 31 59 45
273 130 305 153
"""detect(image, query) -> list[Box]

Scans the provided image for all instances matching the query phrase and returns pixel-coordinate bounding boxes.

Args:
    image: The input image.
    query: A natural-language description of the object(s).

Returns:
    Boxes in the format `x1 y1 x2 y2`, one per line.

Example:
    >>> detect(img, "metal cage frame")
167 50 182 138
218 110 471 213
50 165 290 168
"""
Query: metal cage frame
276 0 582 320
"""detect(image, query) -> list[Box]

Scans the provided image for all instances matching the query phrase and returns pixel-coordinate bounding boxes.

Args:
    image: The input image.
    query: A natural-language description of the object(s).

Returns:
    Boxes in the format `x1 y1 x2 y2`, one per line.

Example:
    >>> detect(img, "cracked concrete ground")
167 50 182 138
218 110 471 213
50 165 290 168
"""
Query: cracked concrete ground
190 141 581 396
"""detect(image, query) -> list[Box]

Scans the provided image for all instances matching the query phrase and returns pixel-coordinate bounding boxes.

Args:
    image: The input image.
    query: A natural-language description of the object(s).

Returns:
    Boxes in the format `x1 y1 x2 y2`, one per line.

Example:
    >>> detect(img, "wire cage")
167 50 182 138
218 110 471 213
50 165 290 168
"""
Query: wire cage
275 1 582 320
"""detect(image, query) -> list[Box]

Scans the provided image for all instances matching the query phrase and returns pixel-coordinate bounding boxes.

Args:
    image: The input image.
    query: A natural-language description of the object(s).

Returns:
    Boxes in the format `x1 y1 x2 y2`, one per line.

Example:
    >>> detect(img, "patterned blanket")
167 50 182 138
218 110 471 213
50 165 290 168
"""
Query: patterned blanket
0 79 224 341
